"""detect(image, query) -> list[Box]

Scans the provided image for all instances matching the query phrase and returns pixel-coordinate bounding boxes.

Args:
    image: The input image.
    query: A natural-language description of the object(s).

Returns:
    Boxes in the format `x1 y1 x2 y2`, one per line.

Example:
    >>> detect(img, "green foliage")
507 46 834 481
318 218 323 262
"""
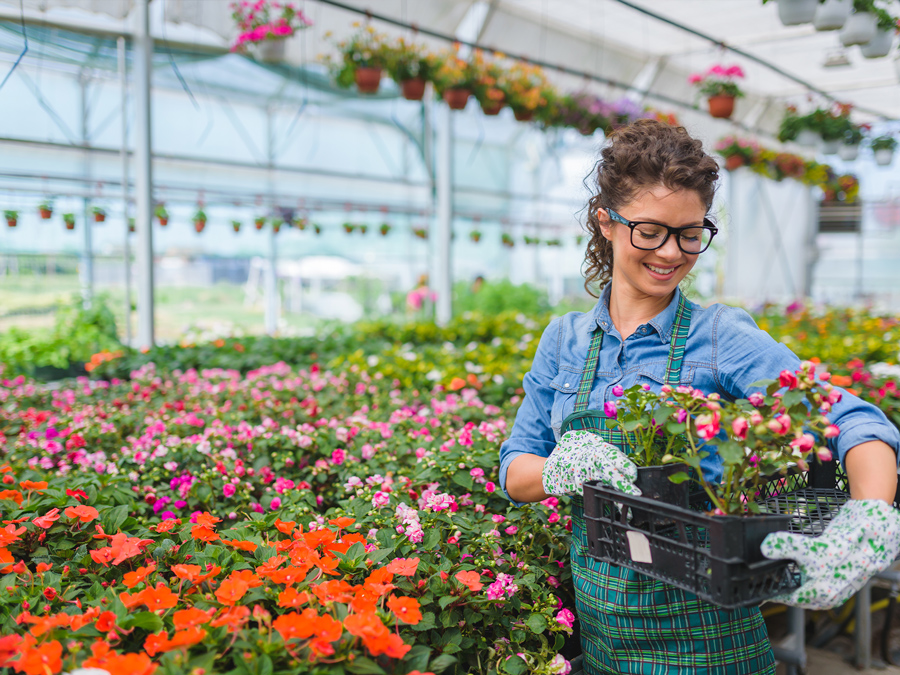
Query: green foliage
452 278 549 317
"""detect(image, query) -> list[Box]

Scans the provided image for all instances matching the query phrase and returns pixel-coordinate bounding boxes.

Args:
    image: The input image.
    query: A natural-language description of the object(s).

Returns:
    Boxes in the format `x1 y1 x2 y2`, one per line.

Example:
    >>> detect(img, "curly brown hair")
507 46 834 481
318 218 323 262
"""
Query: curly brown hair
583 119 720 296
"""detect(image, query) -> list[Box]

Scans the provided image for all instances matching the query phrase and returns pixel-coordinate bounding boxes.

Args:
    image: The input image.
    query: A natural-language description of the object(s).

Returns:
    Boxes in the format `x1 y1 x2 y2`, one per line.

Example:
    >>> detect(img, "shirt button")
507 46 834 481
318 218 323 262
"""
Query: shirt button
565 383 570 388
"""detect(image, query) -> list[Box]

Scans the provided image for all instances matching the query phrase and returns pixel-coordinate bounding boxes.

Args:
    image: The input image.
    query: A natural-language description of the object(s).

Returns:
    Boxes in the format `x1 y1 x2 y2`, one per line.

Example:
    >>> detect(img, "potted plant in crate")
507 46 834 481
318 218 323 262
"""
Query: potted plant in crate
230 0 312 62
384 37 435 101
715 136 760 171
4 210 18 227
193 207 207 233
91 206 106 222
327 24 390 94
155 204 169 226
871 135 898 166
432 46 480 110
38 200 53 220
500 60 551 122
62 213 76 230
689 64 745 119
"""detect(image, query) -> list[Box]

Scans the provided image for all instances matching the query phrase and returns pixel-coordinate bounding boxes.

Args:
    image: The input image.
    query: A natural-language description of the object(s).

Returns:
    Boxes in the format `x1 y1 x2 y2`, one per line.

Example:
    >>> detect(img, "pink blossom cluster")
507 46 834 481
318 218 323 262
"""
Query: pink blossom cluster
394 502 424 543
485 572 519 602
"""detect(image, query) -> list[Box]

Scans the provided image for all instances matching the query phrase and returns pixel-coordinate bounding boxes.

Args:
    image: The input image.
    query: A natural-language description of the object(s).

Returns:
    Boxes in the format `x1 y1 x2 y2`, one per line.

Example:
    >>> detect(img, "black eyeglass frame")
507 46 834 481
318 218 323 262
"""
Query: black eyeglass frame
606 208 718 255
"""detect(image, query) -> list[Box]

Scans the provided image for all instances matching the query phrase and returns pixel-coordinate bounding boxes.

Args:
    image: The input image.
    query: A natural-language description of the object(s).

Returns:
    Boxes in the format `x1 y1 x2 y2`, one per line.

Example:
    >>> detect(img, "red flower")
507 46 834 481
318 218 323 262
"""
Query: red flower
386 557 420 576
32 508 61 530
65 488 88 501
387 595 423 625
64 505 99 523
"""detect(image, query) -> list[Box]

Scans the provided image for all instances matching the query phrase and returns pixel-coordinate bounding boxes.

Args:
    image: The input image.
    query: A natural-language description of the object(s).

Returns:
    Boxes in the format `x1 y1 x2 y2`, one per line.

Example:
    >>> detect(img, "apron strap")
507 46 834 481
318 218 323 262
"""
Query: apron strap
573 292 690 414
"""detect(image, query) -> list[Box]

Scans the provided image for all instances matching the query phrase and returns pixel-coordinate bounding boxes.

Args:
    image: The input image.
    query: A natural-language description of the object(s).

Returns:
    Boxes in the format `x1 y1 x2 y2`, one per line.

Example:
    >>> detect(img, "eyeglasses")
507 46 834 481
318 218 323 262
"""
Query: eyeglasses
607 208 718 255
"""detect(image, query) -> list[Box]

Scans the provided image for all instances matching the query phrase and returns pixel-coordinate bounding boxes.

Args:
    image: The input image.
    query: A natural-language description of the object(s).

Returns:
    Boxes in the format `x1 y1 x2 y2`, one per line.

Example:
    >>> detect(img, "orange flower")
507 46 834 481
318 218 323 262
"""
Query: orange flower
268 564 311 585
364 567 395 596
0 634 23 668
311 552 341 577
193 512 222 528
190 525 220 542
0 524 26 547
214 577 250 605
167 626 207 650
344 611 387 640
118 590 145 610
221 538 257 552
228 569 263 588
386 557 420 576
454 570 484 592
273 609 319 642
142 583 179 611
831 374 853 387
349 587 379 614
90 533 153 567
387 595 422 625
84 649 158 675
170 564 202 583
172 607 212 630
255 556 286 578
143 632 170 658
95 611 118 632
19 480 48 491
312 580 356 604
0 490 22 506
64 505 99 523
0 548 14 574
151 518 181 533
210 605 250 630
16 640 63 675
327 517 355 529
32 508 61 530
274 519 296 536
309 637 336 658
314 614 342 642
447 377 466 391
35 562 52 574
122 563 156 589
303 528 337 549
277 587 310 608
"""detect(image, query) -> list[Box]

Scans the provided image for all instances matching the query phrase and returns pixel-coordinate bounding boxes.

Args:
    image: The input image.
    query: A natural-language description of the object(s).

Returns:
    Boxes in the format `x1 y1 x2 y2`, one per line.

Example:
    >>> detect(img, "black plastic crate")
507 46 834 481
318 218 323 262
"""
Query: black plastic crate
582 461 851 609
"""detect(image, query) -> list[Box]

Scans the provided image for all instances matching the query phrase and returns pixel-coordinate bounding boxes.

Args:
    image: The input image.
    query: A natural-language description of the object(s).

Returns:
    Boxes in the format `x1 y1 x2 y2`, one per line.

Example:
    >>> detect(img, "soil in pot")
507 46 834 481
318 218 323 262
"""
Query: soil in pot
707 95 735 119
355 67 382 94
401 77 425 101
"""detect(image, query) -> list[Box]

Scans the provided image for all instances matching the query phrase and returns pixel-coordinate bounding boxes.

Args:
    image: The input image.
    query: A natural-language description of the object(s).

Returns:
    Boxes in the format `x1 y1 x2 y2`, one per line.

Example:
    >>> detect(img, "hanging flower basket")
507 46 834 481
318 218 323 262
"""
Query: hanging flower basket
401 77 426 101
725 155 746 171
412 227 428 240
4 211 17 227
254 39 287 64
355 67 383 94
874 148 895 167
38 204 53 220
232 220 242 233
840 12 877 46
813 0 851 31
313 224 322 235
343 223 356 234
255 217 266 231
272 219 282 233
63 214 76 230
513 108 535 122
128 219 135 233
443 88 471 110
481 100 503 116
707 95 736 119
774 0 818 26
469 230 482 243
379 223 391 236
501 233 515 248
838 143 860 161
860 29 894 59
92 207 106 223
155 205 169 226
194 220 206 233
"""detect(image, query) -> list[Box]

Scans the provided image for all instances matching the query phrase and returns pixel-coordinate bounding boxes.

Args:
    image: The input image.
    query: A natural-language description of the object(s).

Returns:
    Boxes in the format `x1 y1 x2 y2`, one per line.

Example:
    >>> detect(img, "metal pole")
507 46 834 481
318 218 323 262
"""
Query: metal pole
434 102 452 326
264 107 278 336
856 580 873 668
80 76 94 309
134 0 154 347
118 36 132 346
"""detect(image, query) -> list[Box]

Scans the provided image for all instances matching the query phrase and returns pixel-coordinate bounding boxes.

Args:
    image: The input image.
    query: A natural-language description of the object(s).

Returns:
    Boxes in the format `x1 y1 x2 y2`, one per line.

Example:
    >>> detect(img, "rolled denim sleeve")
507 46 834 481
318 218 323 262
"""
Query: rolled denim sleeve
498 317 562 505
713 306 900 466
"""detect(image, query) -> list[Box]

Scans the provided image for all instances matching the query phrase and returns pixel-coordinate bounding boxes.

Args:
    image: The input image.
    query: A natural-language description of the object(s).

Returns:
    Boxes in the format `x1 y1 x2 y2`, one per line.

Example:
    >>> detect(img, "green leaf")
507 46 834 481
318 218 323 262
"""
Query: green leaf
412 611 436 632
102 505 129 533
402 644 432 671
668 472 692 484
452 472 473 490
502 655 528 675
120 611 163 632
622 419 643 432
422 527 441 551
524 613 547 633
366 547 393 564
376 528 394 550
438 595 456 609
428 654 458 673
717 440 744 465
345 657 386 674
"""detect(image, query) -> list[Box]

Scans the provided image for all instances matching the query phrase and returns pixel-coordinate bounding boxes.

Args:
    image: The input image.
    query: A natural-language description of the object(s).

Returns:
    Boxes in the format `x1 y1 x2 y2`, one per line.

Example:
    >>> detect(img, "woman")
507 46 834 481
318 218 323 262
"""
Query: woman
499 119 900 674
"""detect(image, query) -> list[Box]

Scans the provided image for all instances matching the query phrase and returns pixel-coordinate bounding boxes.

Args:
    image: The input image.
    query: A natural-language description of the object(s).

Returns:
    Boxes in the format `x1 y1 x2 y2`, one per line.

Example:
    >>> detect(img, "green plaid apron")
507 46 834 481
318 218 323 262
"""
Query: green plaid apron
563 294 776 675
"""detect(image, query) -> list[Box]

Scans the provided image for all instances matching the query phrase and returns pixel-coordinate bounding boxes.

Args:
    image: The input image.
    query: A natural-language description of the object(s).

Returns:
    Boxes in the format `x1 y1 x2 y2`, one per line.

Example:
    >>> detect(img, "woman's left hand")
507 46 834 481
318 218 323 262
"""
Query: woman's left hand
760 499 900 610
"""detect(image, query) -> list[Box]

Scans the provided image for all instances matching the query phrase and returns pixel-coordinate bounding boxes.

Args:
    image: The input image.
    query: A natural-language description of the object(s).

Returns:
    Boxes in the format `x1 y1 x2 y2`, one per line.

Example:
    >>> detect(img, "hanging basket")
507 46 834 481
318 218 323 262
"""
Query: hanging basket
64 220 75 231
232 222 241 233
443 88 471 110
819 138 841 155
776 0 818 26
401 77 426 101
838 143 859 161
707 95 735 119
860 29 894 59
874 148 895 167
840 12 877 46
255 219 266 231
254 39 286 64
93 212 106 223
39 208 52 220
813 0 851 31
355 67 383 94
724 155 745 171
194 220 206 233
513 108 535 122
795 129 821 148
6 218 16 227
481 100 504 116
158 217 168 226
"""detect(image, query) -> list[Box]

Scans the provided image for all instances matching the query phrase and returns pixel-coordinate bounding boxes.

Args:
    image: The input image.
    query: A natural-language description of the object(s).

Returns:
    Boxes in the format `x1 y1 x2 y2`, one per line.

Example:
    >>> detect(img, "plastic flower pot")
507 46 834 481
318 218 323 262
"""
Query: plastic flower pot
355 67 383 94
470 232 481 243
401 77 426 101
819 138 841 155
481 100 503 116
39 208 52 219
158 216 168 226
232 222 241 232
776 0 818 26
840 12 877 47
64 219 75 230
724 155 745 171
255 38 286 64
513 108 535 122
6 218 16 227
838 143 860 161
795 129 820 148
255 219 266 231
860 29 894 59
813 0 851 31
93 211 106 222
874 148 895 166
194 219 206 233
443 88 471 110
707 95 735 119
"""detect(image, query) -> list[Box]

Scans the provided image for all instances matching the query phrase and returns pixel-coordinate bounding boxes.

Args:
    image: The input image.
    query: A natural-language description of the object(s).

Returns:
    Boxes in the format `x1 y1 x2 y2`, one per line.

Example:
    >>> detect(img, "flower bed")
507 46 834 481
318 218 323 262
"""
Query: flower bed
0 360 577 674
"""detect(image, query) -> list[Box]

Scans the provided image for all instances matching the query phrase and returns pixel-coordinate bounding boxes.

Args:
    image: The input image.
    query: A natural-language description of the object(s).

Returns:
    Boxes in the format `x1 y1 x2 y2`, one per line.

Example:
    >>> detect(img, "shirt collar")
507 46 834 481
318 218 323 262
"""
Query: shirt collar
593 285 683 345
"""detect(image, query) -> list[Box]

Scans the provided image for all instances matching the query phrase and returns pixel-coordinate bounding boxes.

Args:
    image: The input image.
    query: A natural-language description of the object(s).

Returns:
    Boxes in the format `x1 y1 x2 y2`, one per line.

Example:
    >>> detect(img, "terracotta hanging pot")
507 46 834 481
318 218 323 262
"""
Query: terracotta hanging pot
724 155 745 171
6 218 16 227
93 212 106 222
401 77 426 101
707 95 735 119
232 222 241 232
513 108 534 122
158 217 168 226
39 208 52 220
64 220 75 230
355 67 383 94
194 220 206 233
443 88 471 110
481 100 503 116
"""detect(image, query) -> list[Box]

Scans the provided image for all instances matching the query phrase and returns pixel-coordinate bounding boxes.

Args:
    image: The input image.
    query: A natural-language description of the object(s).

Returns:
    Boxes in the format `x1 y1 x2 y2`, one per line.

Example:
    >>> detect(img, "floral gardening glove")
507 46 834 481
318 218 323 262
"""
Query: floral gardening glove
760 499 900 610
541 429 641 497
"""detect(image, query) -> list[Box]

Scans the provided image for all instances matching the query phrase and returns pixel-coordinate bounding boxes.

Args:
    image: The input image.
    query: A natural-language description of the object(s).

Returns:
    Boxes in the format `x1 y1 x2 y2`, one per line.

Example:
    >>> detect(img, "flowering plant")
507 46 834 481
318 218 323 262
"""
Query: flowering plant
383 37 437 83
498 61 551 115
714 136 760 163
431 45 481 94
229 1 312 53
470 50 506 111
871 135 898 152
325 23 392 88
688 64 745 98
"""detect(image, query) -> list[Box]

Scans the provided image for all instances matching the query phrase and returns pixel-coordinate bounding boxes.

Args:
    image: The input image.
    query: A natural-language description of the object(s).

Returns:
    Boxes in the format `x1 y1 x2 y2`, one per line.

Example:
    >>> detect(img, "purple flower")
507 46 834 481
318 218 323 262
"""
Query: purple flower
603 401 618 419
612 385 624 397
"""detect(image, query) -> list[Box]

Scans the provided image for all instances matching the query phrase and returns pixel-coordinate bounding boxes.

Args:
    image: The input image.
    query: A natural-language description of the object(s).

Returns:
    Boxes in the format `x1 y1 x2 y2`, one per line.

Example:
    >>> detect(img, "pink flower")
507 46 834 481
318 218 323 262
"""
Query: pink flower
612 385 624 397
767 414 792 435
817 447 833 462
824 424 840 438
492 514 506 524
779 370 799 390
331 448 345 465
485 482 496 493
548 513 560 524
549 654 572 675
555 608 575 629
731 417 749 441
269 497 281 510
603 401 618 419
695 412 720 440
688 73 703 84
789 433 815 454
725 65 745 79
748 392 766 407
371 491 390 508
504 526 518 535
750 411 764 426
676 408 688 424
222 483 236 498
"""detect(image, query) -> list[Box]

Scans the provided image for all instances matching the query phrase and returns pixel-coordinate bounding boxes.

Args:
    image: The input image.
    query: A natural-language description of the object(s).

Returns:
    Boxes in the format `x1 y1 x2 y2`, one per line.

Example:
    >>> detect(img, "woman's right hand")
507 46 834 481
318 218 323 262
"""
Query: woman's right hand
541 430 642 497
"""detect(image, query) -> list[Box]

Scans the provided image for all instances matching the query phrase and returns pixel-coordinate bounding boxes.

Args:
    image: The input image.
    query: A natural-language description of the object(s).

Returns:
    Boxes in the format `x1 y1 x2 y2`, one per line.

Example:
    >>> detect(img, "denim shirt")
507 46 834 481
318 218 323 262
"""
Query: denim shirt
499 286 900 505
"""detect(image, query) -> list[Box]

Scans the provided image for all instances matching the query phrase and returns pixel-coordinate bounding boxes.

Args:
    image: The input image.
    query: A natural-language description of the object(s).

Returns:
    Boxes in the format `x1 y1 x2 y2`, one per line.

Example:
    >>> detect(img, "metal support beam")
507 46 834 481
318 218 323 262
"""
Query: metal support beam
79 75 94 309
118 36 132 346
625 57 665 105
264 106 279 336
134 0 155 348
433 102 452 326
